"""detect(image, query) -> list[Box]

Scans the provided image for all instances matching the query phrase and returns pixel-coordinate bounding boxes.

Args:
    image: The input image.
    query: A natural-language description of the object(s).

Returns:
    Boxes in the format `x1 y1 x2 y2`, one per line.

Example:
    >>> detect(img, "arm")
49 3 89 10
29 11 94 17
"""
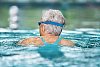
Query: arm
18 37 35 46
18 37 43 46
60 39 74 46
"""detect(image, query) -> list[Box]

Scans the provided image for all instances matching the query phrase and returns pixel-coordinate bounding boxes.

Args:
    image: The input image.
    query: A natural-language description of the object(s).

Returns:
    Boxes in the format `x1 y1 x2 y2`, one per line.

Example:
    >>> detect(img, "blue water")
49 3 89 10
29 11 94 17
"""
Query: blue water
0 29 100 67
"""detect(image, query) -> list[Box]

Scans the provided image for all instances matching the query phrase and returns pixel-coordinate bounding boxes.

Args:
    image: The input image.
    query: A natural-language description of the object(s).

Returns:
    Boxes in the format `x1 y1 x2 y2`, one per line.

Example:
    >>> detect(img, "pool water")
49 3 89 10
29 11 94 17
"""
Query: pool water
0 29 100 67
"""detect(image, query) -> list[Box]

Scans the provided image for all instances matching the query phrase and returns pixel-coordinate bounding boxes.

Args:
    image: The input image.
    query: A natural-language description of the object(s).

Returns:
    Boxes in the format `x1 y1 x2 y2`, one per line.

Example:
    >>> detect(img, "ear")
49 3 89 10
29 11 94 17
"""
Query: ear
41 24 45 32
40 24 45 36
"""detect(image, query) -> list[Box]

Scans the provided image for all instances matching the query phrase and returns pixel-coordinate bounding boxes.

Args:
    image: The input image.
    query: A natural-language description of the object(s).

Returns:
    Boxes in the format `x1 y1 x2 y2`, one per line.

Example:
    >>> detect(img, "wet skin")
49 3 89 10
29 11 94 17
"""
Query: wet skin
18 24 74 46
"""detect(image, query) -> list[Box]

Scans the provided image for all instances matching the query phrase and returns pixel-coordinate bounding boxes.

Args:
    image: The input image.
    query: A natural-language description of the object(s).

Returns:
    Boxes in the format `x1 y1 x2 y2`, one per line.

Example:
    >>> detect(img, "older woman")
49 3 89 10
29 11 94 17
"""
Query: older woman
18 9 74 46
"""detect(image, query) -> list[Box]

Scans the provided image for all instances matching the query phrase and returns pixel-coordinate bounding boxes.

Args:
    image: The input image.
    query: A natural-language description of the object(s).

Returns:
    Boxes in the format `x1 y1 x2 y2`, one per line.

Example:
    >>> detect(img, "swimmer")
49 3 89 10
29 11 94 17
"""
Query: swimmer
18 9 74 46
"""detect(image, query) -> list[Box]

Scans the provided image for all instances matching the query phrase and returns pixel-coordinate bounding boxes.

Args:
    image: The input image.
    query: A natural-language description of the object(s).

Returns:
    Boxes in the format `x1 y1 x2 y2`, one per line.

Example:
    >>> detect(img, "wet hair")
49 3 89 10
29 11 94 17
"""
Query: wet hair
40 9 65 36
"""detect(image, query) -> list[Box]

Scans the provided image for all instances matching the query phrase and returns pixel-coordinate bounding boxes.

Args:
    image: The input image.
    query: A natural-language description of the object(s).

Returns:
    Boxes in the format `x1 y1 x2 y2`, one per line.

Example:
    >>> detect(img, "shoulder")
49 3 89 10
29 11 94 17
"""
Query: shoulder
18 37 43 46
60 39 74 46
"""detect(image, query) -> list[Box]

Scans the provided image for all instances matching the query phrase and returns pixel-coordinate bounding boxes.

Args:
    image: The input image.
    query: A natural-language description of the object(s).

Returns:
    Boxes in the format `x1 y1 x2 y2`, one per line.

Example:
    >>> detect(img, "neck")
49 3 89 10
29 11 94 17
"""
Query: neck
40 34 59 42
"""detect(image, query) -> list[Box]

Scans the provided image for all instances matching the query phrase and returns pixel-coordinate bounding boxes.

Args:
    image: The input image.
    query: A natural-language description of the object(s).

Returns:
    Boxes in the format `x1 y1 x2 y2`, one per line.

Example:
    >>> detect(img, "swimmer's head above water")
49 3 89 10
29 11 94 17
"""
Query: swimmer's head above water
18 9 74 46
39 9 65 36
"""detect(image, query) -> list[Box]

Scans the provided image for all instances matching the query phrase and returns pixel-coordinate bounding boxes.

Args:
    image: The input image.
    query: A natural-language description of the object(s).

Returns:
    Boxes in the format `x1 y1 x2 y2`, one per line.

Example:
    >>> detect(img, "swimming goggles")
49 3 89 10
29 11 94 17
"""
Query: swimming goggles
38 21 64 27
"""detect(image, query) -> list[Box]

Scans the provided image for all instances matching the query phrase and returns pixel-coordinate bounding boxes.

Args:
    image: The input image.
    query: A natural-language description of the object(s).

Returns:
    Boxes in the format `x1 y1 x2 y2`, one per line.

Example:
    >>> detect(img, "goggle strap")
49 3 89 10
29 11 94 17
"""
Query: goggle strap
38 21 64 27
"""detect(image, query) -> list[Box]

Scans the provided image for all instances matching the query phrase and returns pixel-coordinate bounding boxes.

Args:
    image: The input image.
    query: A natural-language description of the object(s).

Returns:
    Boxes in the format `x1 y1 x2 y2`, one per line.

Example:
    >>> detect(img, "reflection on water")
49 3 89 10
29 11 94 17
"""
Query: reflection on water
0 29 100 67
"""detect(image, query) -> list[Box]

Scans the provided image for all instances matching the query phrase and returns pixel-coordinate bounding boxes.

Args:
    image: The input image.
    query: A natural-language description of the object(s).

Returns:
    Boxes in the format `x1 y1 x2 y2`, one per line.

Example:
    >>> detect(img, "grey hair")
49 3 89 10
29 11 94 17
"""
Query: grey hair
40 9 65 36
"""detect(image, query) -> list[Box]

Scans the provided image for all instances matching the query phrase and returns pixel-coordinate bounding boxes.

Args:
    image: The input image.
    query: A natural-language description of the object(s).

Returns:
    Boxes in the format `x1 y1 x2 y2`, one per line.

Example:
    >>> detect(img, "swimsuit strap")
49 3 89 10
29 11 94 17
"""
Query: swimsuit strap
54 36 62 45
40 36 62 45
40 37 47 45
